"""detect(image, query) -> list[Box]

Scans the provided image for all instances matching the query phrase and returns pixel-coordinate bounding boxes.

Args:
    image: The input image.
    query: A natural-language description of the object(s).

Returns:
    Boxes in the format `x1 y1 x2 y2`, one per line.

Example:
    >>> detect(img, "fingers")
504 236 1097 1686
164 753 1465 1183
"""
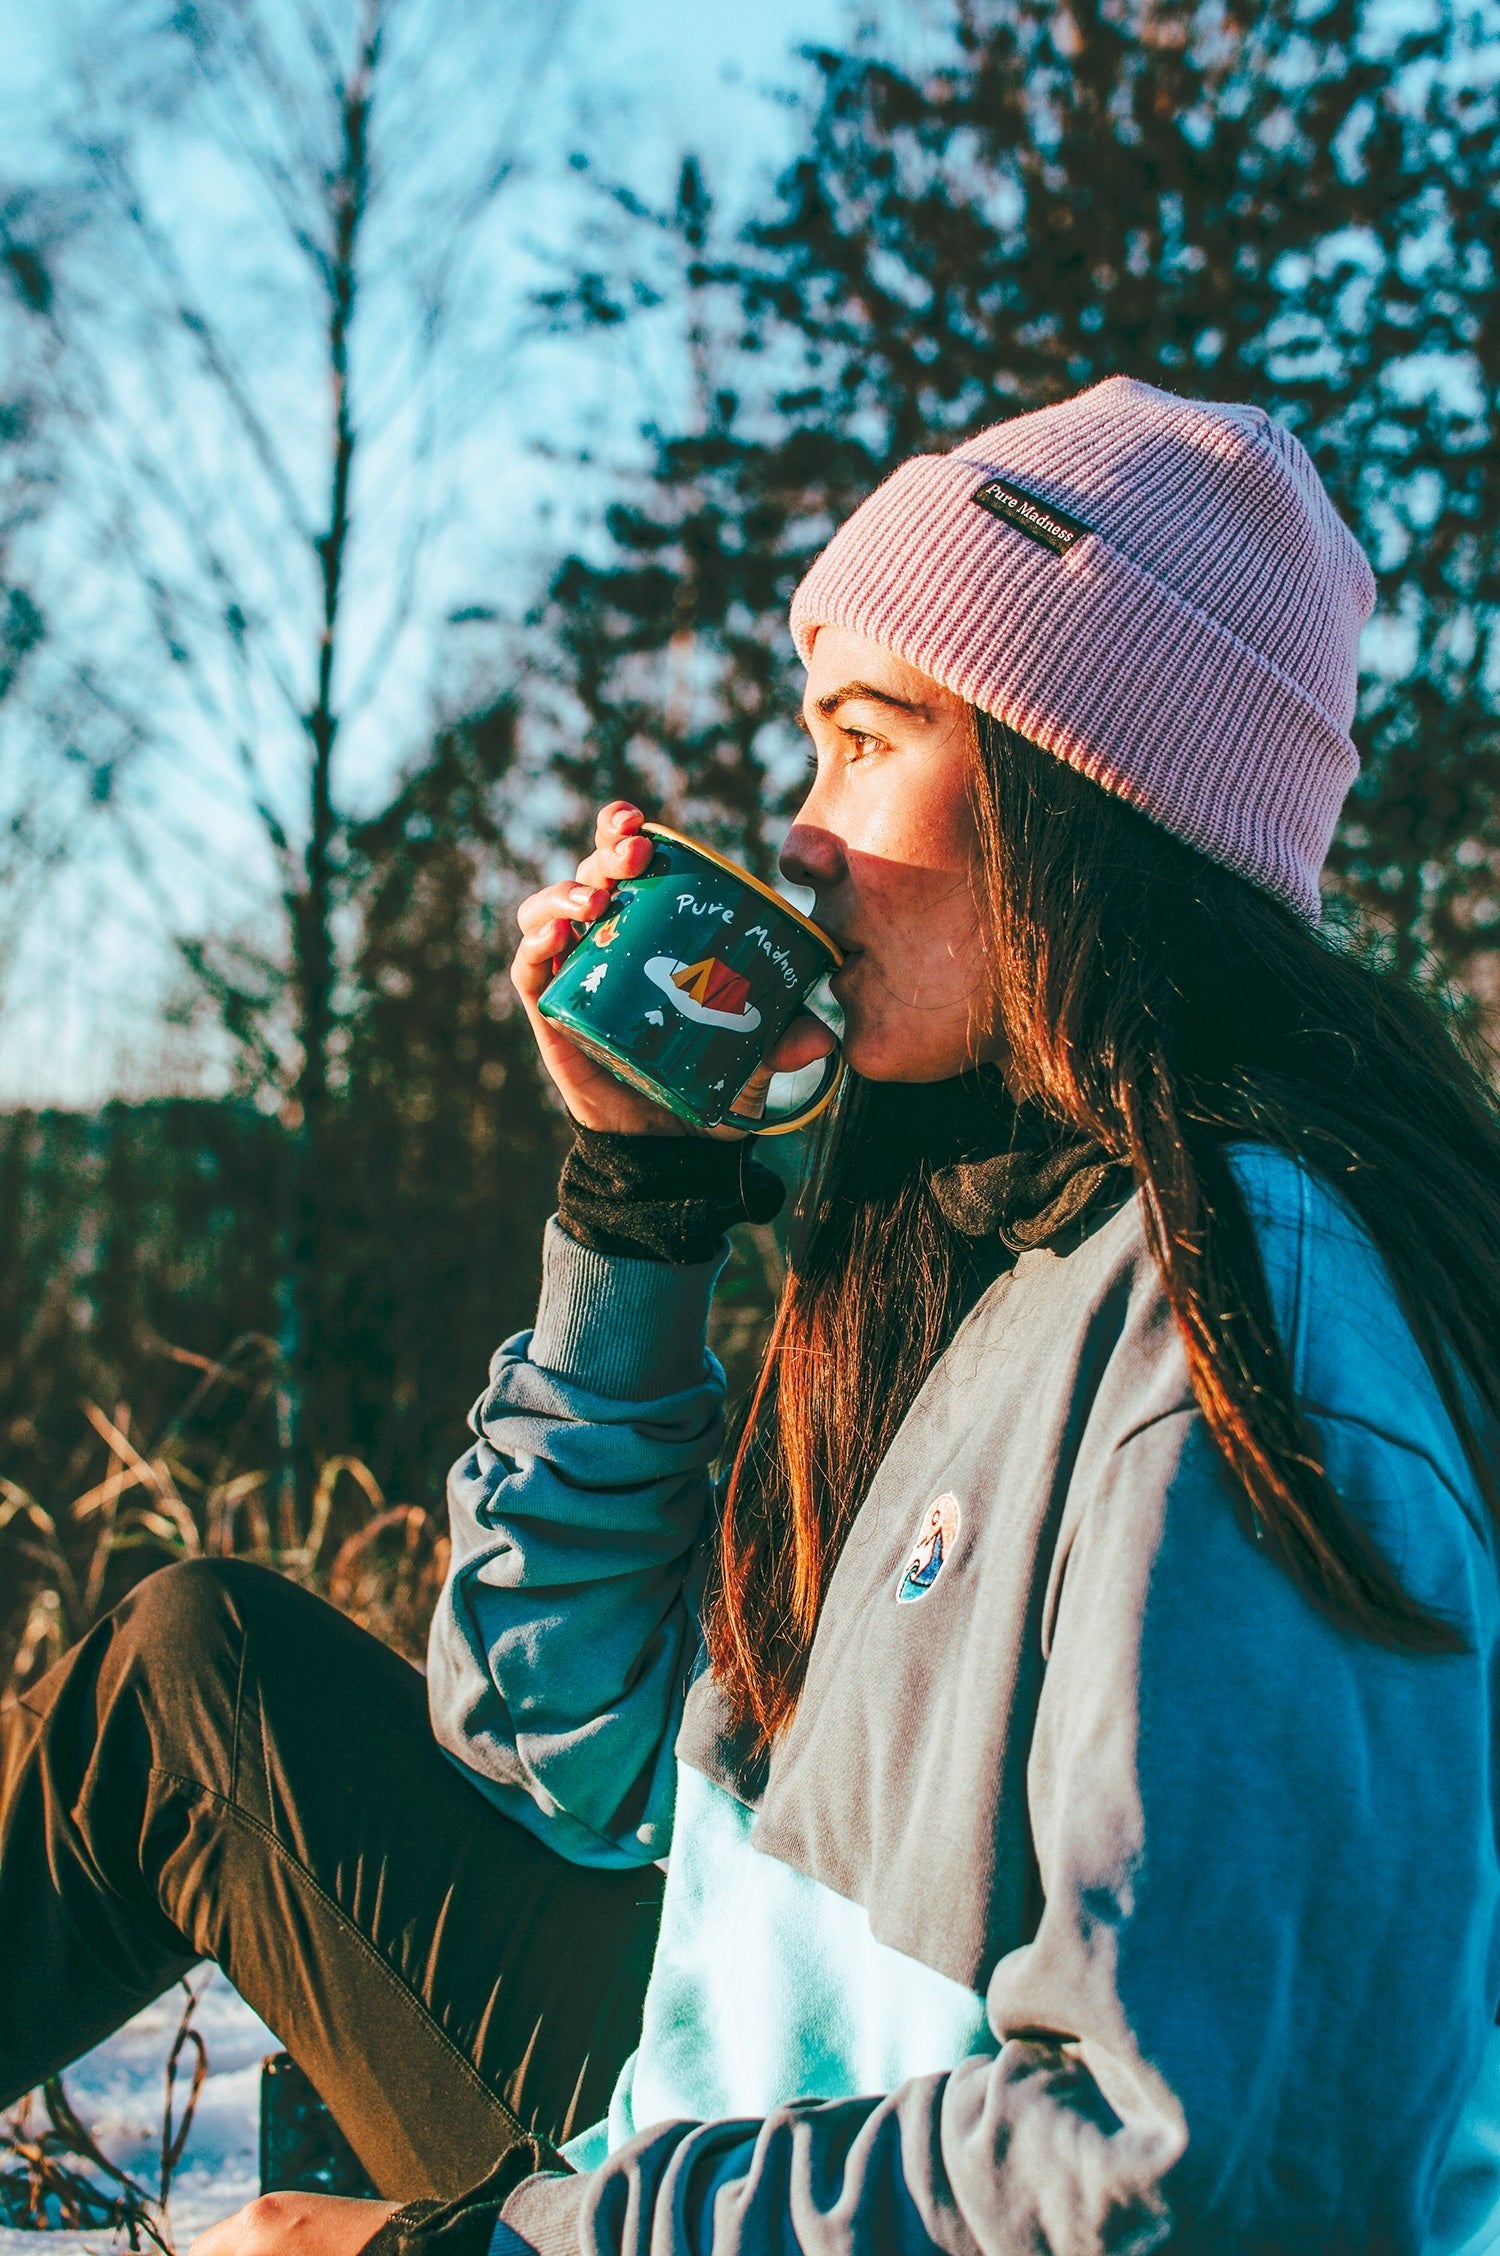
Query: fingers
516 878 610 942
513 805 652 998
575 803 652 893
511 880 608 999
595 800 644 852
515 807 651 951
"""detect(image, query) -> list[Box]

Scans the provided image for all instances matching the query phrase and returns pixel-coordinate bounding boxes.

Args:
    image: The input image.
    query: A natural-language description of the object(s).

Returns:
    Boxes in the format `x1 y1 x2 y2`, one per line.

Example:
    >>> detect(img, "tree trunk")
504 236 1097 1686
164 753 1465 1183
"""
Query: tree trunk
278 0 380 1535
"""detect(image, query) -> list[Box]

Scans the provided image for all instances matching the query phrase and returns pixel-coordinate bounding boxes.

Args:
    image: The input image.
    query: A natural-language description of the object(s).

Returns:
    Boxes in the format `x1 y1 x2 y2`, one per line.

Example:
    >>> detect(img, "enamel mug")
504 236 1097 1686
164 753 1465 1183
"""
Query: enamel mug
537 824 844 1134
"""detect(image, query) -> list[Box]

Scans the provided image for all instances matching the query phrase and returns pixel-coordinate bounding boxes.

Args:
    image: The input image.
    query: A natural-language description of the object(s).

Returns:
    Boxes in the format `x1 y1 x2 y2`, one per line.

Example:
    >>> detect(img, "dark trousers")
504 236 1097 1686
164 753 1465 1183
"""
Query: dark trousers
0 1560 664 2201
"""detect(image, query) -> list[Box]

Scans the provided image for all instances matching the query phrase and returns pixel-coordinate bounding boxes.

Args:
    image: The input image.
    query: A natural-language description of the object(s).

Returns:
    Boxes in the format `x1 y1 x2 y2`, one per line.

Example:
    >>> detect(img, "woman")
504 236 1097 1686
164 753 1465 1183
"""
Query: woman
5 376 1500 2255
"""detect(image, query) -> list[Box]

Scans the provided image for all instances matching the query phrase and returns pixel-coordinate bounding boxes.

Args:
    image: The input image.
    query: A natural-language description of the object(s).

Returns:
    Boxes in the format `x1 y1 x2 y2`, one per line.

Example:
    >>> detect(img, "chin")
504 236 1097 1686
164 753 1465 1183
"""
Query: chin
835 966 995 1084
840 1017 977 1085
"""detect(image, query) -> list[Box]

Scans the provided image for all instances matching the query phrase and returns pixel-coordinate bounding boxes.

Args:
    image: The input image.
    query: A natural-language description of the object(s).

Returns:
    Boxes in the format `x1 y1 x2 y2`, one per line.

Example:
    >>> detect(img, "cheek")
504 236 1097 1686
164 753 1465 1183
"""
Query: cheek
857 775 976 876
850 781 981 947
851 862 973 960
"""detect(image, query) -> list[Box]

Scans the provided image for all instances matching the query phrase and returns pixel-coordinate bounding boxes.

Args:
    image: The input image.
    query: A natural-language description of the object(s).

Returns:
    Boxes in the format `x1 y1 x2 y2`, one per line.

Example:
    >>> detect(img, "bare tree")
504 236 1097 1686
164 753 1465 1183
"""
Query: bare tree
0 208 64 955
9 0 575 1515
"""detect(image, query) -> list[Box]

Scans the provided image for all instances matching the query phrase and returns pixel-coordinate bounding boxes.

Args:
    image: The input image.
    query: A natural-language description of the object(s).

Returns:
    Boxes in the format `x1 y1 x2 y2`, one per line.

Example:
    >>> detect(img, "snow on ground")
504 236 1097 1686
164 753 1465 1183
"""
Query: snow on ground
1 1969 276 2256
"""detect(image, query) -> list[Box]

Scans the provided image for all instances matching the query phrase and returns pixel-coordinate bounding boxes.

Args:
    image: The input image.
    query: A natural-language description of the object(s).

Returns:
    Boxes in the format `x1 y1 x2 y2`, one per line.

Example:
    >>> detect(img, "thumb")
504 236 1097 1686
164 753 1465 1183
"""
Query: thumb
764 1012 837 1076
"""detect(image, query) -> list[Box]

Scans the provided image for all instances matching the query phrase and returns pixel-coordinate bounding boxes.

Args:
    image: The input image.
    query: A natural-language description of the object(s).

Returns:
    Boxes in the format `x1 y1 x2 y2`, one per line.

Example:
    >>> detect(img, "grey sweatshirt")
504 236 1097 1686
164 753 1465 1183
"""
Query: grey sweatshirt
428 1144 1500 2254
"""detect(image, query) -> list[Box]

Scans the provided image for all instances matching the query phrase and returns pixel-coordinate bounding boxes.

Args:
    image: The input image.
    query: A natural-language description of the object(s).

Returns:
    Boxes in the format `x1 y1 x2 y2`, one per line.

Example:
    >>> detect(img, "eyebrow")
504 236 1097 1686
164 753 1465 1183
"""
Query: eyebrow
799 680 932 730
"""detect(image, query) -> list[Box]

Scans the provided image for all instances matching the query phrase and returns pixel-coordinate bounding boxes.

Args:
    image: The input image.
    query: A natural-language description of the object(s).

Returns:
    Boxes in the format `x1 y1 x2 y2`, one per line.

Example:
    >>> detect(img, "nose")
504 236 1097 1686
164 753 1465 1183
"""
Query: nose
779 808 847 897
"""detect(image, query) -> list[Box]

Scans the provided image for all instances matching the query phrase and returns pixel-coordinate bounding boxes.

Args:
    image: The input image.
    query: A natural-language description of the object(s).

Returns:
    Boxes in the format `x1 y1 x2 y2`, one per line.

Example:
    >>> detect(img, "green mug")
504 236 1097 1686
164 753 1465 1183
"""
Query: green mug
538 824 845 1135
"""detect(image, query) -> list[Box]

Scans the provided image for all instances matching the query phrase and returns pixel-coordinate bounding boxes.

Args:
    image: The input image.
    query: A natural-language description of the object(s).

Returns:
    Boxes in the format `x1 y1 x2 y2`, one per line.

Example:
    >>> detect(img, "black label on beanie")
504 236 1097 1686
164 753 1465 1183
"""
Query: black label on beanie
971 476 1090 555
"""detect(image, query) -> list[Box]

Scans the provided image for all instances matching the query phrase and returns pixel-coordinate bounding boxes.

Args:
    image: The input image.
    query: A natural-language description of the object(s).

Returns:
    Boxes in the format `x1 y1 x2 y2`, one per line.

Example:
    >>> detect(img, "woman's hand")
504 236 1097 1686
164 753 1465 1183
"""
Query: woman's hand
512 802 678 1135
511 801 833 1136
188 2192 400 2256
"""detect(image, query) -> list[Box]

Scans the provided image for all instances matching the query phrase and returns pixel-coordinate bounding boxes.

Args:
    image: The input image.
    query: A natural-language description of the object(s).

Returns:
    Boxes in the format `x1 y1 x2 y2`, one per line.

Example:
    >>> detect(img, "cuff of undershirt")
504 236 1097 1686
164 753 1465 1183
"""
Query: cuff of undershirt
492 2170 590 2256
529 1215 726 1399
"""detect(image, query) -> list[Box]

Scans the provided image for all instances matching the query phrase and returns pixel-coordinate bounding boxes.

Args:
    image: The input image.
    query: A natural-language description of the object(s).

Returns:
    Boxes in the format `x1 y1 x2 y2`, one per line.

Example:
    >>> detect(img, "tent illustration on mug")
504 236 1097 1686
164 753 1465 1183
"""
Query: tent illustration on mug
643 955 762 1033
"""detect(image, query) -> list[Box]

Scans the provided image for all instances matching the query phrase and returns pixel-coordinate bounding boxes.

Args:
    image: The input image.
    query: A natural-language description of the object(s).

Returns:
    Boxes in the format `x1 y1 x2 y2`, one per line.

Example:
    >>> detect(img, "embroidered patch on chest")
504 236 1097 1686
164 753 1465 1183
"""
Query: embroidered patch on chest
896 1492 962 1603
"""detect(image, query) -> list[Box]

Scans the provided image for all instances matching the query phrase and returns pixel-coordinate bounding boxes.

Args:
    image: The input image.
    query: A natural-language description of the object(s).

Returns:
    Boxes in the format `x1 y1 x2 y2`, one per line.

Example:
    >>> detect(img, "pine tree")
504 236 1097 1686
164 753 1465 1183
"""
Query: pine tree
538 0 1500 1004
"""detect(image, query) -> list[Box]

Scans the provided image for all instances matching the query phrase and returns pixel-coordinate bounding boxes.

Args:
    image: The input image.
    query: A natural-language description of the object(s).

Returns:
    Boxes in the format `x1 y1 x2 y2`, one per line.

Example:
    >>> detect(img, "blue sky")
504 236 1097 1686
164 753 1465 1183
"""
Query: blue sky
0 0 856 1106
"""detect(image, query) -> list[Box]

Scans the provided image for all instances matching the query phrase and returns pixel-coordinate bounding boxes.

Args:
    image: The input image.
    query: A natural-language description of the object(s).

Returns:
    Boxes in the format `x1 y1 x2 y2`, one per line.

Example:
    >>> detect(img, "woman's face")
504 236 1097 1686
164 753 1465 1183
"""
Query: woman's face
781 626 1000 1083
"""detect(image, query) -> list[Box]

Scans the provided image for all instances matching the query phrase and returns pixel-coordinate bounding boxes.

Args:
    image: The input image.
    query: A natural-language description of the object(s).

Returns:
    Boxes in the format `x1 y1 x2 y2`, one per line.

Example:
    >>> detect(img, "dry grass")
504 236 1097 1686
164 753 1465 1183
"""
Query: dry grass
1 1342 449 1700
0 1980 207 2248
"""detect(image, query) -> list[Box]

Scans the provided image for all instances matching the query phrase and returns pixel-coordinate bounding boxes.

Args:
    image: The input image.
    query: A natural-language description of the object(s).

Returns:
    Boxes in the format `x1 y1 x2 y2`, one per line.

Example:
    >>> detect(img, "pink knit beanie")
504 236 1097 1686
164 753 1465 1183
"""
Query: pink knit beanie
789 375 1376 921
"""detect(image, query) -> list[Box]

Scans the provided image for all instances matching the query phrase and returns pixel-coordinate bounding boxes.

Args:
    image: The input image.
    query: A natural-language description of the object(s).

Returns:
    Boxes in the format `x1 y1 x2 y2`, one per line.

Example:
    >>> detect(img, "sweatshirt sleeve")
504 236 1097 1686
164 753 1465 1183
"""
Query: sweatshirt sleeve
426 1217 727 1868
495 1394 1500 2253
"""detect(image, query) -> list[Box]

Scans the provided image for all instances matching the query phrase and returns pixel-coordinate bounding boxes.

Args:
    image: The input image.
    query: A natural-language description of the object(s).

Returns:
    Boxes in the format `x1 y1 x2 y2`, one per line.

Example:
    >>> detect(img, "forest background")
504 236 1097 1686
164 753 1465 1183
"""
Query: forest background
2 0 1498 1693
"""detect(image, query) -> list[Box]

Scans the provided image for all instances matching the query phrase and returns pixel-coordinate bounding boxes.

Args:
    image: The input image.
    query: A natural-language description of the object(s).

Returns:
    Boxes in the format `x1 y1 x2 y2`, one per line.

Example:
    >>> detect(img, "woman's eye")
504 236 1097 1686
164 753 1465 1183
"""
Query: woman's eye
796 724 882 772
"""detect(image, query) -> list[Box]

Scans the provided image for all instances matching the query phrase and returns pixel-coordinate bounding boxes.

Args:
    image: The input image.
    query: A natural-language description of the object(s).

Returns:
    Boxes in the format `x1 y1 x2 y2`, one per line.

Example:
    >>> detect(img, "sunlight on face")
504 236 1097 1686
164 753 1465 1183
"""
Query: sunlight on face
782 627 1001 1083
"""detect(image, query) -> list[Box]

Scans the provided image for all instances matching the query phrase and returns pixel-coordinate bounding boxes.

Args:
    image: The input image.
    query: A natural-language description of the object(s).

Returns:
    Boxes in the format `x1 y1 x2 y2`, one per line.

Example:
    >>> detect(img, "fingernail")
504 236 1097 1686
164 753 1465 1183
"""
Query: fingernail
568 884 595 907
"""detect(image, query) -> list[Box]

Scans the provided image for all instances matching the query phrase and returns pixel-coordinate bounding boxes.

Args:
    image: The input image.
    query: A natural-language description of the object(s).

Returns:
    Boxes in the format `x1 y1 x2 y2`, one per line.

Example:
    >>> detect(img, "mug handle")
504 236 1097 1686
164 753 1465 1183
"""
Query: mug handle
742 1043 846 1138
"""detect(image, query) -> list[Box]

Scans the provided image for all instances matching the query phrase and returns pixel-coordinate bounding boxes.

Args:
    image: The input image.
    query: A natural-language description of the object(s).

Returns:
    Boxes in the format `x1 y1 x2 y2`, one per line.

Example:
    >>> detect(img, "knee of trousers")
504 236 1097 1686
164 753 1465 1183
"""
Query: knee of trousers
16 1561 305 1894
110 1555 300 1693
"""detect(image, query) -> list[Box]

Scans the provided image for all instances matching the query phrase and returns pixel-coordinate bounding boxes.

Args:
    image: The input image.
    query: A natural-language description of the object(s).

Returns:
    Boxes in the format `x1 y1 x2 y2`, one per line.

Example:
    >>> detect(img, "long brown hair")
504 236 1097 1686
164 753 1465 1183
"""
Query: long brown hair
709 712 1500 1749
